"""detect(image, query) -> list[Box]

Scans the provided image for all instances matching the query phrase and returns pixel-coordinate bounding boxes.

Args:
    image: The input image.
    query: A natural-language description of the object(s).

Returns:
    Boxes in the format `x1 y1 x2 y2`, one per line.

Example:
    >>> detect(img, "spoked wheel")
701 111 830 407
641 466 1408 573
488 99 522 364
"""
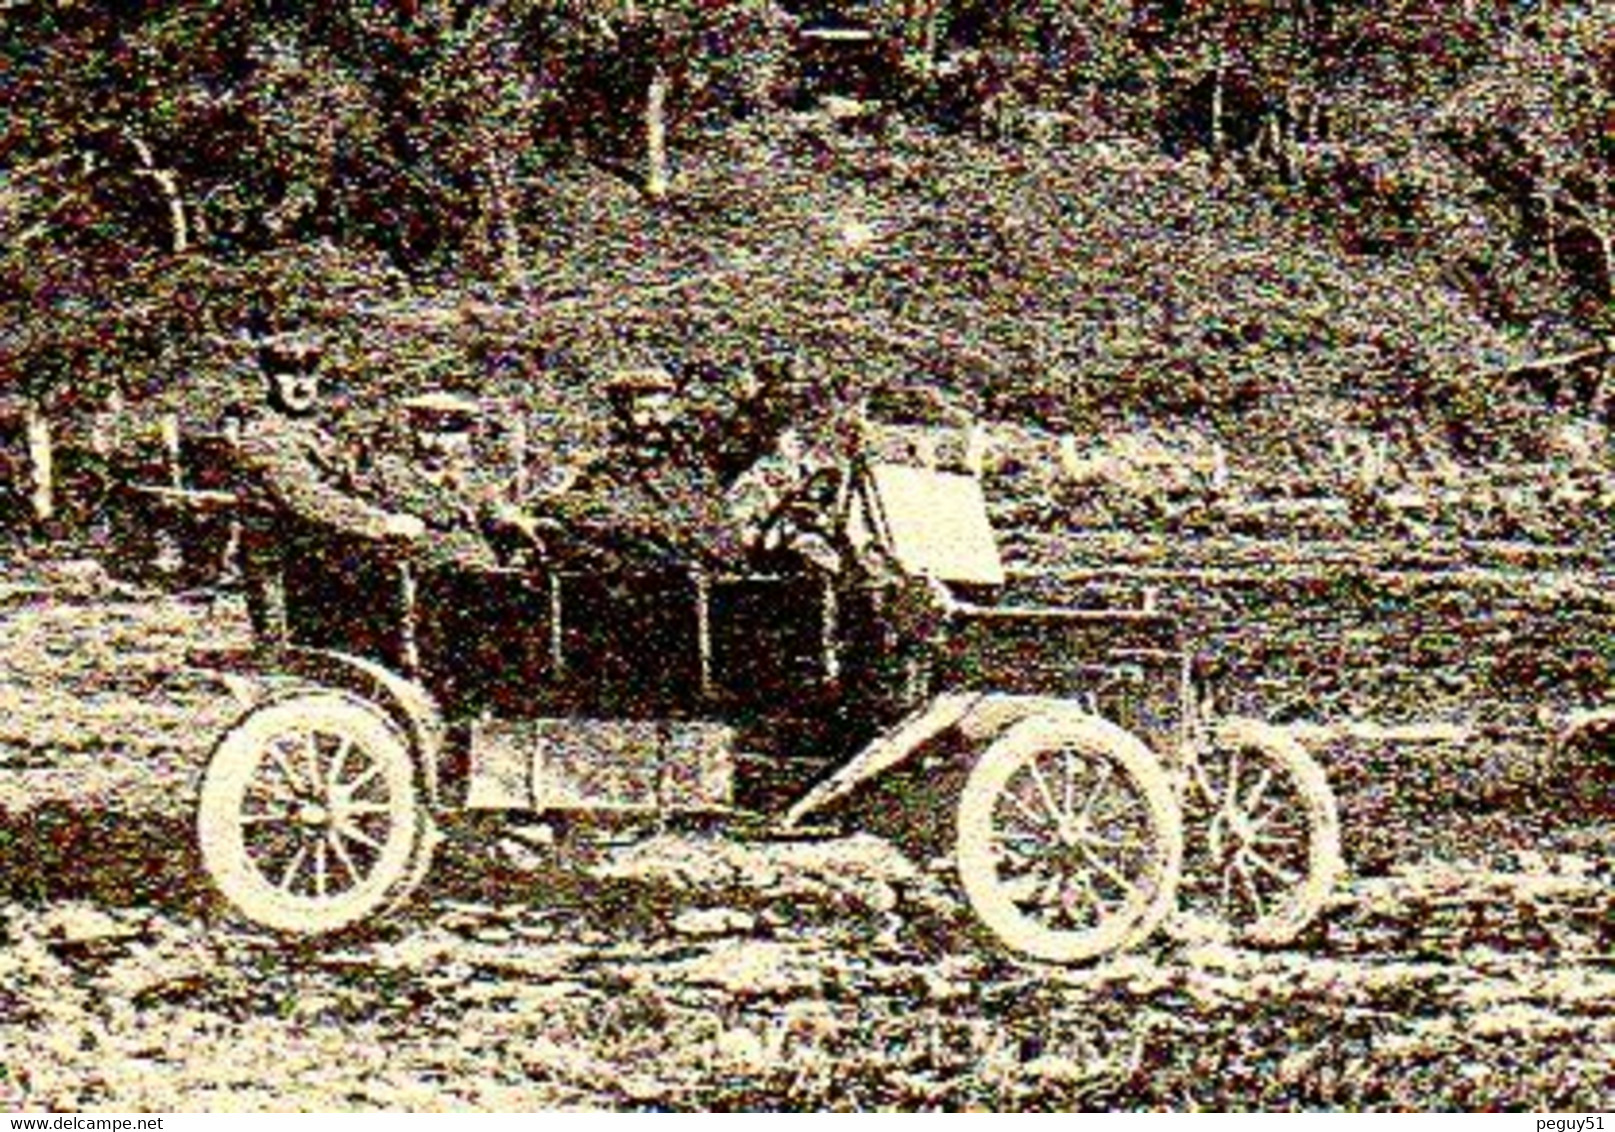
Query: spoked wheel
1176 718 1342 946
197 690 435 936
956 714 1183 964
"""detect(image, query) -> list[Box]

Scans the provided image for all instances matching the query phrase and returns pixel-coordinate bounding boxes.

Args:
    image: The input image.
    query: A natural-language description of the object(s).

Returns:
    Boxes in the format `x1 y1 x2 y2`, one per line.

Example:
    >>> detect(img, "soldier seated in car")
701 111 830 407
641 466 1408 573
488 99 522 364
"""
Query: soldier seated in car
531 368 746 570
363 391 544 571
234 331 424 643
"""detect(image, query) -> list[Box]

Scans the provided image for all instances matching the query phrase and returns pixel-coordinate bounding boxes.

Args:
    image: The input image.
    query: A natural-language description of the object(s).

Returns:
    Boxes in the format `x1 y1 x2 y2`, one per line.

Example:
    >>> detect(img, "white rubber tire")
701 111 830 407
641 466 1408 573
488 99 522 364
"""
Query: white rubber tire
956 712 1183 964
197 690 434 935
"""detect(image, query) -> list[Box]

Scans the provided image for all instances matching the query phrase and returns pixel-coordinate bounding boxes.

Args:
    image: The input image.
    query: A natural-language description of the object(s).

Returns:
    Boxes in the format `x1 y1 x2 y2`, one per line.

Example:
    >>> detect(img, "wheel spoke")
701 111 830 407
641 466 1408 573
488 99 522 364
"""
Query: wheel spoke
1026 758 1064 831
994 820 1046 865
1000 783 1050 832
1240 765 1275 818
301 733 324 796
327 828 364 890
336 820 383 854
1075 813 1150 858
1002 831 1046 867
1078 842 1142 904
239 807 293 826
1037 873 1064 911
1061 749 1076 823
312 838 330 899
1077 759 1115 822
276 841 310 895
1060 867 1108 927
247 770 298 806
1246 784 1311 839
265 741 308 797
326 735 354 793
1248 823 1302 848
344 759 383 798
1188 750 1220 811
1242 847 1302 889
1243 806 1278 838
1222 745 1242 814
1235 857 1267 922
342 800 392 818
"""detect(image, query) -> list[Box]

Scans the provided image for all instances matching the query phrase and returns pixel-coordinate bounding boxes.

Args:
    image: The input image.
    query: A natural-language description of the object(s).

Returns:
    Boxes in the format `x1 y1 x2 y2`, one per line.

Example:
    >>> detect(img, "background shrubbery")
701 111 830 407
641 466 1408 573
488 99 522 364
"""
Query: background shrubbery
1 0 1611 536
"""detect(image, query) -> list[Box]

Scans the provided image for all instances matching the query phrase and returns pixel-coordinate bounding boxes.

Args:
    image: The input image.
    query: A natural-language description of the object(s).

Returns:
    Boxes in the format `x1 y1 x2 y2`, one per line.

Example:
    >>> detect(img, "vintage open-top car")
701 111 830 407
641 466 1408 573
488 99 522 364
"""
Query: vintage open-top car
188 407 1343 963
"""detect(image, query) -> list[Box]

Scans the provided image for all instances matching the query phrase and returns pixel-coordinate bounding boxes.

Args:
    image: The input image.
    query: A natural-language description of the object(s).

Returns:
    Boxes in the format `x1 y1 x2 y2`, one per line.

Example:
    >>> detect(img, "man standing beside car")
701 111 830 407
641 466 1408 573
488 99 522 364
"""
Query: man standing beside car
233 331 423 644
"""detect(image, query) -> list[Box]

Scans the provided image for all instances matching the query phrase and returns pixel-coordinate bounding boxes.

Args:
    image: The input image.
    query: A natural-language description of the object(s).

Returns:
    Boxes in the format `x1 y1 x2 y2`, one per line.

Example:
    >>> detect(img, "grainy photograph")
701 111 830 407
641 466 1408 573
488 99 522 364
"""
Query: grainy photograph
0 0 1610 1114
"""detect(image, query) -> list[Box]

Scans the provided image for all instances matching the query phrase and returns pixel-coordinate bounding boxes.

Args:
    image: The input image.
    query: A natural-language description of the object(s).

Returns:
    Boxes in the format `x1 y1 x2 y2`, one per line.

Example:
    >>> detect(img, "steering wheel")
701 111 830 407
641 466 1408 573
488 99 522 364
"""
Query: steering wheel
754 467 846 571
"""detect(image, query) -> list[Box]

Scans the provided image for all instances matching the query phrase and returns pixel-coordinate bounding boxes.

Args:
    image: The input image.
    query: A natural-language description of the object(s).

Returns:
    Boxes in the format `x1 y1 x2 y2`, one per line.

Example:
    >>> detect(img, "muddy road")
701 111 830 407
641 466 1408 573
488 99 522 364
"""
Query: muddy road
0 562 1609 1110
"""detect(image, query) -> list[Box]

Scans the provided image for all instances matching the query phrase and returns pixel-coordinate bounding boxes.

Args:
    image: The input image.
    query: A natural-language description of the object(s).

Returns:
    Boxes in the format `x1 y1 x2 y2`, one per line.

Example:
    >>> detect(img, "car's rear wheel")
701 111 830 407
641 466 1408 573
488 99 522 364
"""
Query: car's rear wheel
955 713 1182 964
197 690 435 935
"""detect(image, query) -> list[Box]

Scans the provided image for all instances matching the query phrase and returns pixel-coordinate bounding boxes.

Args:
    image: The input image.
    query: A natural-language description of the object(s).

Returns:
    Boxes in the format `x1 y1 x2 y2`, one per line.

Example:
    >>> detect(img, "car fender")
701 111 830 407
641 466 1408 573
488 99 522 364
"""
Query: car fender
206 647 450 807
781 691 1096 830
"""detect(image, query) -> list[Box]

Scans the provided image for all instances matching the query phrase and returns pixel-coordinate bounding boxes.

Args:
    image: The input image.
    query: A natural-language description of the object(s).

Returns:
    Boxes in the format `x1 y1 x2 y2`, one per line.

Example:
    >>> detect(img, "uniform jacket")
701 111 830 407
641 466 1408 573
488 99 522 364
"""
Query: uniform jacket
235 410 399 542
363 453 503 570
539 447 743 569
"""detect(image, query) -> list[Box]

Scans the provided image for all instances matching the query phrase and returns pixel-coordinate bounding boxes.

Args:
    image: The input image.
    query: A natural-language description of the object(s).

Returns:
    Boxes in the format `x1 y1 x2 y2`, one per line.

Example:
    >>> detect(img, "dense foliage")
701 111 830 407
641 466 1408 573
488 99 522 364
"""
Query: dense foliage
0 0 1608 469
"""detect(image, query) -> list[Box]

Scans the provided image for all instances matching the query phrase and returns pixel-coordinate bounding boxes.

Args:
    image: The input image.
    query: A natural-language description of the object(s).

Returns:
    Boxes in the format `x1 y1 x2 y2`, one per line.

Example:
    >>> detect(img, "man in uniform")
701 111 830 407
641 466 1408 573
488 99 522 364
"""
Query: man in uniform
363 390 541 571
537 367 744 569
234 332 423 644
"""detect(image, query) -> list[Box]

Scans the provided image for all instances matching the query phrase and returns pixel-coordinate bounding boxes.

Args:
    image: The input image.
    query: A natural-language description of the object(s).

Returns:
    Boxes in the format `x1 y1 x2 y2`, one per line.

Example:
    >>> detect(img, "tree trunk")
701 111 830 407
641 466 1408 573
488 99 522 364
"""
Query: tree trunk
1593 178 1613 299
1540 188 1559 274
1598 229 1613 301
129 135 189 255
962 421 987 476
159 412 183 489
1282 86 1303 181
645 64 670 200
903 0 939 70
24 400 53 525
482 147 526 293
508 408 530 500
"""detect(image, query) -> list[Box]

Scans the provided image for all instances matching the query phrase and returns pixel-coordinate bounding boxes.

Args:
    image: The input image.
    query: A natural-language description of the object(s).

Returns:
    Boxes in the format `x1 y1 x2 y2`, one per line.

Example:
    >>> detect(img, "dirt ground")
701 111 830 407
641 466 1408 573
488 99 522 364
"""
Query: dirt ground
0 559 1610 1111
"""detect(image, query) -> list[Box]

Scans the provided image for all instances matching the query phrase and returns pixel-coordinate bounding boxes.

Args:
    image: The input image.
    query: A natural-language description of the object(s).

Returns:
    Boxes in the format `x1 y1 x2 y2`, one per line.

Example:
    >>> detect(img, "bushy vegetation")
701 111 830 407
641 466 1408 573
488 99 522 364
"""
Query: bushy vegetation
1 0 1609 491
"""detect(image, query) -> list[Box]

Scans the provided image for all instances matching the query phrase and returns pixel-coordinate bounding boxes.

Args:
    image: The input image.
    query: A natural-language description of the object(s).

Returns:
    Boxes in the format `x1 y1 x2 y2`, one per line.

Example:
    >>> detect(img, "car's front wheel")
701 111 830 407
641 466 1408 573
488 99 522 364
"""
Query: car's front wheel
955 712 1183 964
